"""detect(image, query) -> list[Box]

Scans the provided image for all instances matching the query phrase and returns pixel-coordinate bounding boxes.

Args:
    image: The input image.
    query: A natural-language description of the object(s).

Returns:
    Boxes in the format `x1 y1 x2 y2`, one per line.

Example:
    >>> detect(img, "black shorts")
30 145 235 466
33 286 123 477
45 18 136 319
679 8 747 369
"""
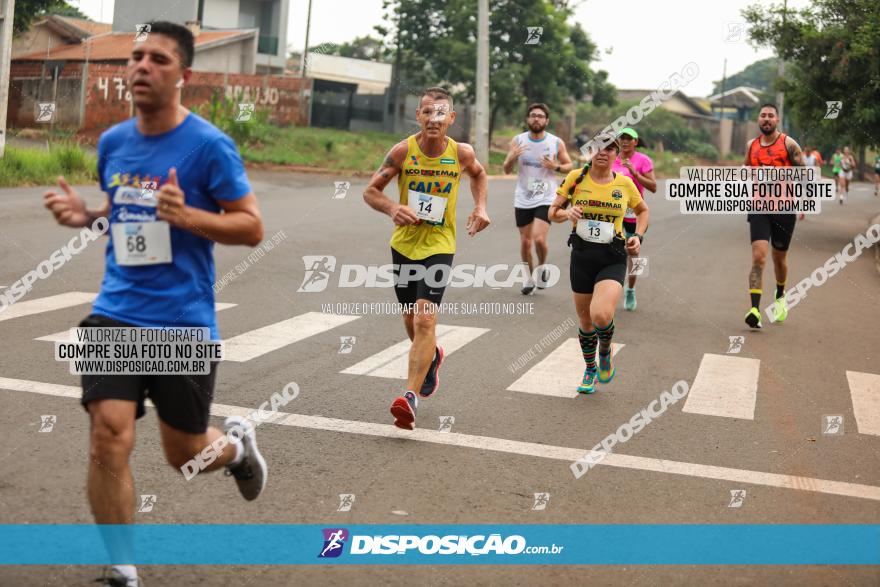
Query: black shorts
515 205 550 228
568 233 628 294
79 314 217 434
391 248 454 306
748 213 797 251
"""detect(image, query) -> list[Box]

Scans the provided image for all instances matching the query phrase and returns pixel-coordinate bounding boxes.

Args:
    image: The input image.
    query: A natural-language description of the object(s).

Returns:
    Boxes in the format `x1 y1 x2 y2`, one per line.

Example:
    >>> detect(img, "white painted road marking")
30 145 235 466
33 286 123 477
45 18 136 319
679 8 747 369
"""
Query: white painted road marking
223 312 360 362
0 292 96 323
341 324 489 379
3 376 878 502
35 303 239 342
507 339 624 398
683 353 760 420
846 371 880 436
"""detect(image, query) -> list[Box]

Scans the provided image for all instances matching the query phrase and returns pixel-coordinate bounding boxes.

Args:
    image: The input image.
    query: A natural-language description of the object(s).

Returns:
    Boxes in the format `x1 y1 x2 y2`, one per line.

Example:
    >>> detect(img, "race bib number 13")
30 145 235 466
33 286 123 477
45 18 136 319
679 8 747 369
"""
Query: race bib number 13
408 190 447 223
576 219 615 244
111 221 172 266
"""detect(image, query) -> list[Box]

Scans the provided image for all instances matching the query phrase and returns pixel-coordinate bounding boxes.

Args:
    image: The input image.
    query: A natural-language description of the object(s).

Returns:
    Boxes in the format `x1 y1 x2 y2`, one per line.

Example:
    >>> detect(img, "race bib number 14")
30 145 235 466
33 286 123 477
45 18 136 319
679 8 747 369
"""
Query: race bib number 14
408 190 447 223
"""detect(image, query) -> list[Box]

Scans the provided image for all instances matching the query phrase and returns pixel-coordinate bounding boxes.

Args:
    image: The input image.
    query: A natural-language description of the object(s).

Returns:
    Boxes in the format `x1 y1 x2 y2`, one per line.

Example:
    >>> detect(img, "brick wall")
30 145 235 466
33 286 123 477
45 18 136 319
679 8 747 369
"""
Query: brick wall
7 62 312 133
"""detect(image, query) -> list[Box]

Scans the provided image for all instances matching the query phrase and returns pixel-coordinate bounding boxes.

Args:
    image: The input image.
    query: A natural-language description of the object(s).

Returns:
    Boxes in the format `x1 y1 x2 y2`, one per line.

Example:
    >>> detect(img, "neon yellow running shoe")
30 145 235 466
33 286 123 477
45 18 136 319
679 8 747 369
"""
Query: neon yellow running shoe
772 297 788 323
745 307 763 329
597 352 615 383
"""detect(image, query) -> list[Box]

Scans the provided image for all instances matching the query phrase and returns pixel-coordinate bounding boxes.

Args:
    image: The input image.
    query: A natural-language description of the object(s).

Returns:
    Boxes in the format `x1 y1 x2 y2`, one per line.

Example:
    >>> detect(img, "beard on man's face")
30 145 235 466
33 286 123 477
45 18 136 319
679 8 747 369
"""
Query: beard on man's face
528 121 547 133
759 121 776 135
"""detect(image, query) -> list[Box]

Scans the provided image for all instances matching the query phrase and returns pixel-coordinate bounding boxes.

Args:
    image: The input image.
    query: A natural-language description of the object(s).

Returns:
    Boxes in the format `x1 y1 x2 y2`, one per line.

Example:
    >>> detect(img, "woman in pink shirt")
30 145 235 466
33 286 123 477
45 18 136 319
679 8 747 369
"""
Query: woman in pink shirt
612 128 656 311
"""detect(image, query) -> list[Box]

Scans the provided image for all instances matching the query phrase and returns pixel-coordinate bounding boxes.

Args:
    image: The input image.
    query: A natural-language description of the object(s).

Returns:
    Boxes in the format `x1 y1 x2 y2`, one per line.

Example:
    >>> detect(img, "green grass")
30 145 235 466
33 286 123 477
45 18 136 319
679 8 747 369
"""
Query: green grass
240 126 402 172
0 144 97 187
241 125 509 175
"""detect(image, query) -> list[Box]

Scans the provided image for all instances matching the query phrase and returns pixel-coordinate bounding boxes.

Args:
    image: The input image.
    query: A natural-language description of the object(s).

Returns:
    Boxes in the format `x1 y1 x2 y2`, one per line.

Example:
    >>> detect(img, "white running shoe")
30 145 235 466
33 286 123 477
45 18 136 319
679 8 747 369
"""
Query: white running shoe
96 567 142 586
224 416 267 501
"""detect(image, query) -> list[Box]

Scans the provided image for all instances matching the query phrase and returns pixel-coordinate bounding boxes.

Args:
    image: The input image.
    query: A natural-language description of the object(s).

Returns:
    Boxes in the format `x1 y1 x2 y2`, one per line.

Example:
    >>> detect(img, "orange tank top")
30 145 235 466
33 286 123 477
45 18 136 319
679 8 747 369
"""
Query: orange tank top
748 133 791 167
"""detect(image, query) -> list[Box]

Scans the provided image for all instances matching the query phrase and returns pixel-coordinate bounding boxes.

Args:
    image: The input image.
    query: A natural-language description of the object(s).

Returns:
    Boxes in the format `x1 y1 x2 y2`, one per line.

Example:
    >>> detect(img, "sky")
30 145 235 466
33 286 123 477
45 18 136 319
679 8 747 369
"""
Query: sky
70 0 809 97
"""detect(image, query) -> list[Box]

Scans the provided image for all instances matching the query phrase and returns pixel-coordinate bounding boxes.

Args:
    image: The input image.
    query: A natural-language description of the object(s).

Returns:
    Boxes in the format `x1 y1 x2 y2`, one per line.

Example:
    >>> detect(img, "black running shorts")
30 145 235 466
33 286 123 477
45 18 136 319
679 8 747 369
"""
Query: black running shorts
568 233 628 294
79 314 217 434
390 248 454 306
748 213 797 251
515 205 550 228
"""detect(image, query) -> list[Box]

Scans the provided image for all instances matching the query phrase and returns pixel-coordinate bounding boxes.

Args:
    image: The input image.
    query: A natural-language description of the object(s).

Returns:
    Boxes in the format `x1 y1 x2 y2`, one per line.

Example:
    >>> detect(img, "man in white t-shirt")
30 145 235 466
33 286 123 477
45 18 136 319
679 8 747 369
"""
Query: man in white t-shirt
503 103 573 294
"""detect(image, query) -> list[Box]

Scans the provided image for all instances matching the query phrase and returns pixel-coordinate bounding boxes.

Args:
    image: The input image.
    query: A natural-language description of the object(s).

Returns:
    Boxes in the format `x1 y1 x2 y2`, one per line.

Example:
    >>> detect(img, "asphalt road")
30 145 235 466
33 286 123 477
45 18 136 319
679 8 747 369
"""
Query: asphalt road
0 170 878 585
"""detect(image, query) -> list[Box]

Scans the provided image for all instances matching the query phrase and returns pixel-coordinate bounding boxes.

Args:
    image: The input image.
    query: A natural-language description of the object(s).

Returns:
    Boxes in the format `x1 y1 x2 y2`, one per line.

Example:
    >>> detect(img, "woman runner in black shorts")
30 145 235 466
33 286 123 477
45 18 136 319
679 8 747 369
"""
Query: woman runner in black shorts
548 134 649 393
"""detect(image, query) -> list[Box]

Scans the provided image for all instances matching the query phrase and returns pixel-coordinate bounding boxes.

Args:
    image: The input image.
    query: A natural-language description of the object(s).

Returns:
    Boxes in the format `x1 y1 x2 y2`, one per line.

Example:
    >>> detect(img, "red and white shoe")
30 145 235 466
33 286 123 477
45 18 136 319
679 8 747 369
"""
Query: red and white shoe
390 391 417 430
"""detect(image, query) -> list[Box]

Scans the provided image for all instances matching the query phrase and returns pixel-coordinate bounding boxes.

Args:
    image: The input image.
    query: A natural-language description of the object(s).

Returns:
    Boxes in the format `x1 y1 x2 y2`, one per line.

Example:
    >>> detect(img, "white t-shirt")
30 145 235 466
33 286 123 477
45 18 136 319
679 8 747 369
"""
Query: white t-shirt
513 131 562 209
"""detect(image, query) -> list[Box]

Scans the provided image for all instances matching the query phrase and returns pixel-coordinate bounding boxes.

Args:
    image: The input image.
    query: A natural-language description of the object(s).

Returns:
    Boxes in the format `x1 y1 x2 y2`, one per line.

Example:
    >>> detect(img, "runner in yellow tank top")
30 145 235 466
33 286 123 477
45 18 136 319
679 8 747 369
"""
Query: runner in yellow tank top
390 133 462 259
364 87 490 431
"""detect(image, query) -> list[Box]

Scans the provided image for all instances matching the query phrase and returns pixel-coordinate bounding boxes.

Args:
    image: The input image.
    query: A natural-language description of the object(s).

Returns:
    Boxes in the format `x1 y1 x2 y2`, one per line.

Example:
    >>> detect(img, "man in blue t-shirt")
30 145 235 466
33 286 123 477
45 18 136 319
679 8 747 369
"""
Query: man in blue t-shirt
43 21 265 587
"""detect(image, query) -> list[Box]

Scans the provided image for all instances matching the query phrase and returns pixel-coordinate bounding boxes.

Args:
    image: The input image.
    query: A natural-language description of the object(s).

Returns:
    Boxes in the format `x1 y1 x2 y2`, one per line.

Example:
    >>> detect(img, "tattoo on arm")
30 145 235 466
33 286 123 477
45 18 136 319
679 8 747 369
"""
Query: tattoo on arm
749 263 763 290
787 139 805 166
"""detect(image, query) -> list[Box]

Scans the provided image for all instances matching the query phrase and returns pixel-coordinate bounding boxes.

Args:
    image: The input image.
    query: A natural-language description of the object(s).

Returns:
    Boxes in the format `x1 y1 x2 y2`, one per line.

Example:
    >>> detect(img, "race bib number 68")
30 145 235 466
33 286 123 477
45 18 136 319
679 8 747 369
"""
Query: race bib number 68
111 221 173 266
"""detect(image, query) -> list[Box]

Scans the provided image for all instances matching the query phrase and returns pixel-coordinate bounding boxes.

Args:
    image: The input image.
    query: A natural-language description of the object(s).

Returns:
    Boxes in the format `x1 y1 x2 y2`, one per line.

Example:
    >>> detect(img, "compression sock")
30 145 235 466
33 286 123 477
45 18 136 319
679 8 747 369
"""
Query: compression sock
750 289 762 309
595 320 615 357
776 282 785 299
578 327 598 371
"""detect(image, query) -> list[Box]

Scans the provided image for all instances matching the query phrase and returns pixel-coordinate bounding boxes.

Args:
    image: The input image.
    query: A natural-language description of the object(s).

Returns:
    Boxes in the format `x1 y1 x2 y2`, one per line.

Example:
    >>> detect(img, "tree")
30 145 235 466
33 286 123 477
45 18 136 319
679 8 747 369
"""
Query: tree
743 0 880 176
377 0 615 139
328 36 388 62
43 2 89 19
13 0 88 35
711 57 777 95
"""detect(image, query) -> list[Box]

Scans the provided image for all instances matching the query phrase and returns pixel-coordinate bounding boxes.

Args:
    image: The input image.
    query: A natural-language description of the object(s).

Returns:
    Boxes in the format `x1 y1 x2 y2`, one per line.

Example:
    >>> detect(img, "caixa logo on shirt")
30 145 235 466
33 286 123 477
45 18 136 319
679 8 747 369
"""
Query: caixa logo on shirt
318 528 349 558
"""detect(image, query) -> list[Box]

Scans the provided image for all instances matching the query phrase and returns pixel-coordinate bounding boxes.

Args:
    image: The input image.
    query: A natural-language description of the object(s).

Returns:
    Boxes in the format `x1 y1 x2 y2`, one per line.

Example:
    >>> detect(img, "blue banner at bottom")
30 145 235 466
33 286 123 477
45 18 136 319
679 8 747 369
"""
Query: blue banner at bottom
0 525 877 565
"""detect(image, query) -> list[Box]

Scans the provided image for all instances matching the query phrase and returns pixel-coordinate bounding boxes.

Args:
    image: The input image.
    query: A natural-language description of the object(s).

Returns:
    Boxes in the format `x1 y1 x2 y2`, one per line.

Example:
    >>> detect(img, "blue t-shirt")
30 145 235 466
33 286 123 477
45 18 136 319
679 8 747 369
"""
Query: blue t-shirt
92 113 251 339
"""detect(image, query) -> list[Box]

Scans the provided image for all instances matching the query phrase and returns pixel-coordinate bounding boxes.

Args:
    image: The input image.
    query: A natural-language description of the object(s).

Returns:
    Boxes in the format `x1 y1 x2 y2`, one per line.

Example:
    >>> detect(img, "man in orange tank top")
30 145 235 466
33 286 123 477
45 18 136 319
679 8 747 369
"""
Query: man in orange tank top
743 103 806 329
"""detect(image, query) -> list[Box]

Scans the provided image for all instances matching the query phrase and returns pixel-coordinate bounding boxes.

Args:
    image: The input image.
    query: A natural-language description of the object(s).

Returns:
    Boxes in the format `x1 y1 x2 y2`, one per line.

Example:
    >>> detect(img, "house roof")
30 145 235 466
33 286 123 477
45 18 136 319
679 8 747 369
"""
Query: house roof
706 86 764 108
54 16 113 37
13 29 256 62
30 15 112 42
616 88 713 117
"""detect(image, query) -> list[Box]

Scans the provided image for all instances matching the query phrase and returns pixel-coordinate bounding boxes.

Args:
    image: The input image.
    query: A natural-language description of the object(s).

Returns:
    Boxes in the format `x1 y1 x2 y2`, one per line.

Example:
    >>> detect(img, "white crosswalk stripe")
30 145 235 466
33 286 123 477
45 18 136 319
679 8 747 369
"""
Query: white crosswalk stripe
846 370 880 436
223 312 360 362
507 339 624 398
34 303 238 342
0 292 96 323
340 324 489 379
683 353 760 420
3 375 880 502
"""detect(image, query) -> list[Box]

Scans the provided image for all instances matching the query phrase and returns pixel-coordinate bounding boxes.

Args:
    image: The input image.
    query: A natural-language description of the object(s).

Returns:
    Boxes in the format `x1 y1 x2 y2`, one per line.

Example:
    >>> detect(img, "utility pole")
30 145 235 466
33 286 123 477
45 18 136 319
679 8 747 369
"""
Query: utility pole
776 0 787 129
474 0 489 164
0 0 16 157
298 0 313 126
719 58 727 118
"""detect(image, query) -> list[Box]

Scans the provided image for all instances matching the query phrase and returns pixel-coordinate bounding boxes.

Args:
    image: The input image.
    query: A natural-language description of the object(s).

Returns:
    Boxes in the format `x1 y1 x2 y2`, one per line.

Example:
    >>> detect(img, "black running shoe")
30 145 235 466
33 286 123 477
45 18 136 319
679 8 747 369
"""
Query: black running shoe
536 268 550 289
419 345 445 397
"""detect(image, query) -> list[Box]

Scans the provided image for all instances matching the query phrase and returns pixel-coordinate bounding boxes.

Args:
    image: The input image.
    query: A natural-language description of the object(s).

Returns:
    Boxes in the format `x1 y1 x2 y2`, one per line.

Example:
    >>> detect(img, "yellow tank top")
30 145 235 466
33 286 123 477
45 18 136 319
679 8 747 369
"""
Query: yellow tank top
390 134 461 260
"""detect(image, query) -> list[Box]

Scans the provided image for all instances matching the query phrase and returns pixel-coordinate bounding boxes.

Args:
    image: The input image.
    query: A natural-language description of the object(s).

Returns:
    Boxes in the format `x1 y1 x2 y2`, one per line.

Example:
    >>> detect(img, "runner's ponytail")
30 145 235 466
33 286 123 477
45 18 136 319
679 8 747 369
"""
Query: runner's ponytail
568 162 591 196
